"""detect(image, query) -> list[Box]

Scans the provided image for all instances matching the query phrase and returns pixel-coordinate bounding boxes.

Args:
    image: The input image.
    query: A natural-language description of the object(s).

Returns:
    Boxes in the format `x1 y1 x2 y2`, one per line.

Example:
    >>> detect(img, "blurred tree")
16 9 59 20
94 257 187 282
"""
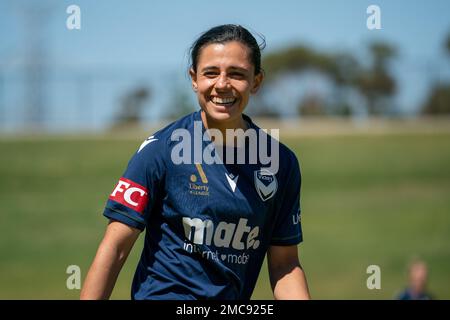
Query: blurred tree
248 94 282 118
355 42 397 115
263 45 336 81
421 33 450 115
422 85 450 114
166 85 197 120
329 53 360 116
114 86 151 126
263 46 350 116
331 53 360 87
298 94 326 116
262 41 398 117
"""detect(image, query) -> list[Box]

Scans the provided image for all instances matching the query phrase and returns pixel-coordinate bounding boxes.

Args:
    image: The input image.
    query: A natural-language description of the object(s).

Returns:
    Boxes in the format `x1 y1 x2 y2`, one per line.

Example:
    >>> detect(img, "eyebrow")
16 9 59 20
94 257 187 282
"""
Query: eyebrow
200 66 218 72
229 66 249 72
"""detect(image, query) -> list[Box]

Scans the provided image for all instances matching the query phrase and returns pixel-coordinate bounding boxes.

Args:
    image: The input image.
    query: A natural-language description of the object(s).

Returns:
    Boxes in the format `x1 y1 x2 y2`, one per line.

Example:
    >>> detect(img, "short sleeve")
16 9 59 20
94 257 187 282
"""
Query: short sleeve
270 152 303 246
103 134 166 230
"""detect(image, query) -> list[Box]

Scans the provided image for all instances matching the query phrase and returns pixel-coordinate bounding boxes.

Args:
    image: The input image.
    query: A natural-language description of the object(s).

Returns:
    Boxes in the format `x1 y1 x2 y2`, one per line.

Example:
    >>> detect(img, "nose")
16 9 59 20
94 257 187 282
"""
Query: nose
215 72 231 90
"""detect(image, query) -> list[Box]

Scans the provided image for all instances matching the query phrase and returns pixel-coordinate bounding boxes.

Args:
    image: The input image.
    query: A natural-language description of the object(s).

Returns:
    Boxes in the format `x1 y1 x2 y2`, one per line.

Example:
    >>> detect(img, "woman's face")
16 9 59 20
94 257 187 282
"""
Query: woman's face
190 41 263 126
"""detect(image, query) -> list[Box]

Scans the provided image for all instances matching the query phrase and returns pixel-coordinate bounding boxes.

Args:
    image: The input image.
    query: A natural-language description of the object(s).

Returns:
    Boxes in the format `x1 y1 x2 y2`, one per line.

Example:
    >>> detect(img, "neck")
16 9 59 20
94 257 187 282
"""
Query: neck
200 111 248 145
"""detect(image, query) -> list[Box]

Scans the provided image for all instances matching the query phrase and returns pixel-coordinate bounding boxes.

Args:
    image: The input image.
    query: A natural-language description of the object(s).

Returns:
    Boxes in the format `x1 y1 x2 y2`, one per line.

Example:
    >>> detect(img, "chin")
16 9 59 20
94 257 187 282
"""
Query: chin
204 103 241 123
208 110 234 121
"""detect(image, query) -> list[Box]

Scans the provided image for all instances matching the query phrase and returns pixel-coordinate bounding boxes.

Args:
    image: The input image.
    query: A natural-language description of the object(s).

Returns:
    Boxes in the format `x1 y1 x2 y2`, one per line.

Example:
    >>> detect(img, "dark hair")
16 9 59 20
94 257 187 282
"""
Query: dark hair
190 24 265 75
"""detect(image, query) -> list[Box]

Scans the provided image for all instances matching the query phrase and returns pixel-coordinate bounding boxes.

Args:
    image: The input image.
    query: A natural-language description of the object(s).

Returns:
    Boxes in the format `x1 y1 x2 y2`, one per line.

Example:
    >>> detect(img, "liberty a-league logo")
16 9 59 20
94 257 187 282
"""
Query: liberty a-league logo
254 169 278 201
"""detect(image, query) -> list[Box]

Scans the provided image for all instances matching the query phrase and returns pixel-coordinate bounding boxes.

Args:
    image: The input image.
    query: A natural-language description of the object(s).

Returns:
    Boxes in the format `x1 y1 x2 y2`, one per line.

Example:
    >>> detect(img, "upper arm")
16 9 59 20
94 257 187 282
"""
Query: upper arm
271 151 303 246
101 221 141 259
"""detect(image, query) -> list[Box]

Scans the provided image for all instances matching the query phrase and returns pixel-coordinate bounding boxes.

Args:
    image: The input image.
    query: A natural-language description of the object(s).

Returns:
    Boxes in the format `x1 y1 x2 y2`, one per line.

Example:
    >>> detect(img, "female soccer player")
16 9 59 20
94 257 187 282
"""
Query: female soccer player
80 24 310 300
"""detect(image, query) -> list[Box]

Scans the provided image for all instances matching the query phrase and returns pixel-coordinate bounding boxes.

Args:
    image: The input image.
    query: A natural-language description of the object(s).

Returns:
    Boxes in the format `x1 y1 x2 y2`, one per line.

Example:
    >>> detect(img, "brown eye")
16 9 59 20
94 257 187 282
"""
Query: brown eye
230 72 244 79
204 72 218 77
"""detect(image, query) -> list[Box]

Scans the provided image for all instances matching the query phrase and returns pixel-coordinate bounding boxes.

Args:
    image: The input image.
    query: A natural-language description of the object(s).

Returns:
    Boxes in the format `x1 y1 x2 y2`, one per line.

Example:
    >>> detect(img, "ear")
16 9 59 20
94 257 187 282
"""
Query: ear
189 68 198 92
250 72 264 94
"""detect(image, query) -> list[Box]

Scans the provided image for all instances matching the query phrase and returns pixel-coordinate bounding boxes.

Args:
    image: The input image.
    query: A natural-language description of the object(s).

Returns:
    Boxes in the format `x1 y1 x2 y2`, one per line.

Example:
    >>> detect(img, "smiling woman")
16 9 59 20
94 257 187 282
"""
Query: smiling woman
80 24 310 300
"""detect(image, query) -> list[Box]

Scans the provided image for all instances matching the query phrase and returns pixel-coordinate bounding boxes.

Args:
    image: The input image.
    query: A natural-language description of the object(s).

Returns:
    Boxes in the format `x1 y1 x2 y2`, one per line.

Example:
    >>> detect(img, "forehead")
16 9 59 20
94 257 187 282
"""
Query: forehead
197 41 253 69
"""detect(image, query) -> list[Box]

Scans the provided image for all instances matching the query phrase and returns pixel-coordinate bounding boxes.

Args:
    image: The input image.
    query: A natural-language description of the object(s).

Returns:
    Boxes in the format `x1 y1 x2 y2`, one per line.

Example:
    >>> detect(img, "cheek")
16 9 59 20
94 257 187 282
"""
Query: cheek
234 82 252 97
197 80 214 95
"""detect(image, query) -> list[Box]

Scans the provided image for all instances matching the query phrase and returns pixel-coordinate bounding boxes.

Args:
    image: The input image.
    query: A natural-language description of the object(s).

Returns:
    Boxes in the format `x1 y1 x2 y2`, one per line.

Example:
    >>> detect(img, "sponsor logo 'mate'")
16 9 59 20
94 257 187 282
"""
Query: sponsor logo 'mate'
109 178 148 214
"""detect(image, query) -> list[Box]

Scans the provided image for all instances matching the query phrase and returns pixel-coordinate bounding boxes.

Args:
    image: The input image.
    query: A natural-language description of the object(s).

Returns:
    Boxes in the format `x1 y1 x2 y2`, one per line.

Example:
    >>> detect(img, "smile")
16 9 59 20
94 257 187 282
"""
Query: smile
211 96 237 106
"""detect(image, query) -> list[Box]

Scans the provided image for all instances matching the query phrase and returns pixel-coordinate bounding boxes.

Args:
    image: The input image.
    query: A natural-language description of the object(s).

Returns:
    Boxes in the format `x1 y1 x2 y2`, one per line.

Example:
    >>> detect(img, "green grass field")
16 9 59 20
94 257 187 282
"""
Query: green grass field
1 126 449 299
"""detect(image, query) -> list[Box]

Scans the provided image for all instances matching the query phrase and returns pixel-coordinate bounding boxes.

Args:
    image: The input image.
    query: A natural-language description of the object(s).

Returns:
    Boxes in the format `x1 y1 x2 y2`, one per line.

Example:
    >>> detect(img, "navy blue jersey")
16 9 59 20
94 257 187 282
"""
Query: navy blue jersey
103 110 303 300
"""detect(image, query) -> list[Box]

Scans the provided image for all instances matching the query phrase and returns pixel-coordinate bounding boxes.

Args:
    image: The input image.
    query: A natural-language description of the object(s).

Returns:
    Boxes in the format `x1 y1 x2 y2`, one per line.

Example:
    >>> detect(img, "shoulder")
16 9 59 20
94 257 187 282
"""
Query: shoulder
135 111 198 156
128 111 199 169
247 114 300 178
279 140 300 171
276 141 301 192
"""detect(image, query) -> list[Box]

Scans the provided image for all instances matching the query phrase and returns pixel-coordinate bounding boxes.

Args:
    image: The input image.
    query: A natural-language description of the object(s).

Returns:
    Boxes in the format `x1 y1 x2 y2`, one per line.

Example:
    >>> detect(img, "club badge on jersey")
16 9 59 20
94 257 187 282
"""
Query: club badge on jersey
254 169 278 202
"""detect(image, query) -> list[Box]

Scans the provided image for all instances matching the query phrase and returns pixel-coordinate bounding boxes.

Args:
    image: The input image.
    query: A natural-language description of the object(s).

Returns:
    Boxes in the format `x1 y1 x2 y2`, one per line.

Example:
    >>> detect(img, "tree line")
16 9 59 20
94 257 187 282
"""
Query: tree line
115 34 450 126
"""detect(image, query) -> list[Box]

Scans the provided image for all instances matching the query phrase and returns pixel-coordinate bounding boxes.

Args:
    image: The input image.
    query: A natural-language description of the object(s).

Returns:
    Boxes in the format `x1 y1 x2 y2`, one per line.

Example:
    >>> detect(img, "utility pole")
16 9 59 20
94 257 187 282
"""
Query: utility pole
17 2 52 130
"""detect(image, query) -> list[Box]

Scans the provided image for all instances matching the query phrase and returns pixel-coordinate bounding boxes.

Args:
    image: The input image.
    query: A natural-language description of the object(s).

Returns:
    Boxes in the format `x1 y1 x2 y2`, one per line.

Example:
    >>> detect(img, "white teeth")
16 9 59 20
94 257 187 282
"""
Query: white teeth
212 97 236 104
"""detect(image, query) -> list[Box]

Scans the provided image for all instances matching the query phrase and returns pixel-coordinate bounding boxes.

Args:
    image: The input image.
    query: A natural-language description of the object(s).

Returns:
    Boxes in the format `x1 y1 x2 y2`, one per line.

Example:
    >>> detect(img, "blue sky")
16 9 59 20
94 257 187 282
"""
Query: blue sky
2 0 446 67
0 0 449 129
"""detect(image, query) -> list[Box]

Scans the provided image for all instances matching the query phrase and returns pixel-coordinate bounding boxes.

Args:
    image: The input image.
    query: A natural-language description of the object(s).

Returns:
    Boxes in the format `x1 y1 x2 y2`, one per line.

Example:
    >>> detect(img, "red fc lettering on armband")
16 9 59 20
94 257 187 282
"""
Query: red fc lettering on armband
109 178 149 214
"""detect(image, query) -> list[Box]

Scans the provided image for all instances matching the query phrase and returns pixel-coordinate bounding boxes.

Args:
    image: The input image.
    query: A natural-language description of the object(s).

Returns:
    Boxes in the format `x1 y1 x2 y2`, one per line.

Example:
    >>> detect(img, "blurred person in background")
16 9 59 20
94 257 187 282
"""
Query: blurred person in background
396 258 434 300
